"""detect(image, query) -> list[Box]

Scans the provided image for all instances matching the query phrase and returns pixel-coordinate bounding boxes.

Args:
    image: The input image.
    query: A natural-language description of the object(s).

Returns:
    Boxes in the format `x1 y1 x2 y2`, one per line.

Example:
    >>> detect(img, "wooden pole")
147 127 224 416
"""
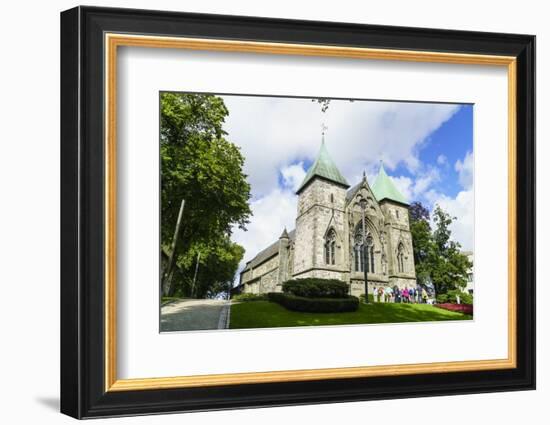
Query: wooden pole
190 251 200 298
163 199 185 296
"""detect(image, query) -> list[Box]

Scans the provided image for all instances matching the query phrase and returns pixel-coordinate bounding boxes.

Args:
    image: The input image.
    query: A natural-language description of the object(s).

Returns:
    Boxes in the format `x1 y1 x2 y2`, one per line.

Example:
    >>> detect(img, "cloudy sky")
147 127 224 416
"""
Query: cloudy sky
217 95 473 267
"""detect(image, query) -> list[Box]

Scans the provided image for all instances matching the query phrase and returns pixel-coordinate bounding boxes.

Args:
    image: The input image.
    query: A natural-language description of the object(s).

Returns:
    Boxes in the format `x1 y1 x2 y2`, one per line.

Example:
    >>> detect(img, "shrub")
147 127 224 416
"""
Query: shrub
267 292 359 313
436 293 450 304
231 293 267 302
436 289 473 305
282 278 349 298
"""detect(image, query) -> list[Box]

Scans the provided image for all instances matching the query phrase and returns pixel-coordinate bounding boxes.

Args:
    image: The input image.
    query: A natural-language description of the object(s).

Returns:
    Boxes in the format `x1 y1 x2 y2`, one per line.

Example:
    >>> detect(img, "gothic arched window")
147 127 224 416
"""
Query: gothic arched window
325 229 337 265
354 233 363 272
397 243 405 273
366 235 375 273
353 229 376 273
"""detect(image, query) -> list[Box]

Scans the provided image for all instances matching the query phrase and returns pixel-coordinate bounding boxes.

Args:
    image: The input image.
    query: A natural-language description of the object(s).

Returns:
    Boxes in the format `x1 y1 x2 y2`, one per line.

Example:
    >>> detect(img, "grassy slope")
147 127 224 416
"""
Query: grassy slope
229 300 472 330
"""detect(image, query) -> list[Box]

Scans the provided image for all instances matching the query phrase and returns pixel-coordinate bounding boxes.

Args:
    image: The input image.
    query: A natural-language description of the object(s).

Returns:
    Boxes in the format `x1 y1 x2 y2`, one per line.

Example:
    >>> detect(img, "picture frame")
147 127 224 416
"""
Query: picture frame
60 5 535 419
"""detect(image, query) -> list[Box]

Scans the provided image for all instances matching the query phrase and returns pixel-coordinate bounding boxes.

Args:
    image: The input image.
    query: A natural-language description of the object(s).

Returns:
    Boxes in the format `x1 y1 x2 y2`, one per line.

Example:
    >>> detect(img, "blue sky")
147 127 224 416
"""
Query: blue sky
393 105 473 201
391 104 473 202
219 95 474 263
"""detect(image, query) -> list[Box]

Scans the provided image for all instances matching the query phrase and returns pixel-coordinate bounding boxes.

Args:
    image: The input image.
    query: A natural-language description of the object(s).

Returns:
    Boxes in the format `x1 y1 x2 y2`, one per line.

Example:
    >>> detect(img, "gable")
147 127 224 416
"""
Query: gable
345 178 384 219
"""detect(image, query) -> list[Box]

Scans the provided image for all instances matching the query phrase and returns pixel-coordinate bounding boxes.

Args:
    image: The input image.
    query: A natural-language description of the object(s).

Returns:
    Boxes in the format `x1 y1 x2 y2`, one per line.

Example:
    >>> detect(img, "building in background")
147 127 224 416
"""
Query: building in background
461 251 474 295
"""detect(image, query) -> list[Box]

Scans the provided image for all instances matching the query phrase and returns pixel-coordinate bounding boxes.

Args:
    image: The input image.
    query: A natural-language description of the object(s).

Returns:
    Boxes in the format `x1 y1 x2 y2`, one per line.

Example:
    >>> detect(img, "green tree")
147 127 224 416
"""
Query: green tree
409 202 472 295
196 239 245 299
160 92 251 297
429 205 472 294
408 202 434 286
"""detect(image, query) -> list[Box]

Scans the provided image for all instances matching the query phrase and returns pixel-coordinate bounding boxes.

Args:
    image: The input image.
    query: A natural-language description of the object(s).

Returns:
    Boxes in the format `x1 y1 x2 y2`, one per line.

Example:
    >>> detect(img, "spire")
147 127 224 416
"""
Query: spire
371 161 408 205
279 227 289 239
296 131 350 194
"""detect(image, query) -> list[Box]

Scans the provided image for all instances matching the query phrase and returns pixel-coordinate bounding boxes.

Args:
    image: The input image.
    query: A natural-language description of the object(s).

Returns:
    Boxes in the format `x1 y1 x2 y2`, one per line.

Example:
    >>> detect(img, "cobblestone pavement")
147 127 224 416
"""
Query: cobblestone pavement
160 299 231 332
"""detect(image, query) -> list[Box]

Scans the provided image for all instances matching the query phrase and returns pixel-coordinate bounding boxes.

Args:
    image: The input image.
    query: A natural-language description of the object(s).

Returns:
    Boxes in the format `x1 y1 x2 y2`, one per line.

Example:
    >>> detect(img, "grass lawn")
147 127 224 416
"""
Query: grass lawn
229 300 472 329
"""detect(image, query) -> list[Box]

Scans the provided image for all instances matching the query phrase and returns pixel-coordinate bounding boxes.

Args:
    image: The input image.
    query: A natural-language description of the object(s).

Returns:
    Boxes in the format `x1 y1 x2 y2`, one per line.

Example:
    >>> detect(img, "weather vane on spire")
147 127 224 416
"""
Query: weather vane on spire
321 123 328 142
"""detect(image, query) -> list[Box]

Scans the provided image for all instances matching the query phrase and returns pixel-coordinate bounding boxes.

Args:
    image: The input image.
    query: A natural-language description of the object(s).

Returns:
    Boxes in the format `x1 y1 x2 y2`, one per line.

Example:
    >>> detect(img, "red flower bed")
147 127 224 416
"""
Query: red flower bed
435 303 473 315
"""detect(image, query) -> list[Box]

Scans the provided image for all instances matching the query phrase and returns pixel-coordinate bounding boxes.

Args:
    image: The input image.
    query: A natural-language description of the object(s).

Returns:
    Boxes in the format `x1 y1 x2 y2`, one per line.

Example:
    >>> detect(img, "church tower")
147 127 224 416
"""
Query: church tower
292 136 350 279
371 163 416 287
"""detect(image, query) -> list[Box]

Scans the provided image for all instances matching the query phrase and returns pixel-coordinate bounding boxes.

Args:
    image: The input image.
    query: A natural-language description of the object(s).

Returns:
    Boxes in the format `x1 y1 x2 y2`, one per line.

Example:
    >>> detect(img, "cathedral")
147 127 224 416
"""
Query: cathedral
238 138 417 297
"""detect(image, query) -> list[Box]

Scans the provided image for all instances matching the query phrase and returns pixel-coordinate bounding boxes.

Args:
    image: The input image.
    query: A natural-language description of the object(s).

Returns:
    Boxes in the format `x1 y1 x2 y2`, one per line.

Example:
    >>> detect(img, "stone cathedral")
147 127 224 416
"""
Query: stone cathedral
239 139 416 297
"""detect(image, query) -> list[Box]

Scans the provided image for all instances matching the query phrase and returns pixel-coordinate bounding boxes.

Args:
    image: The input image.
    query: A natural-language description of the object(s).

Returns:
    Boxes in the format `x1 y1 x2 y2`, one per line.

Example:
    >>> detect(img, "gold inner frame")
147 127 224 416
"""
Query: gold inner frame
104 33 517 392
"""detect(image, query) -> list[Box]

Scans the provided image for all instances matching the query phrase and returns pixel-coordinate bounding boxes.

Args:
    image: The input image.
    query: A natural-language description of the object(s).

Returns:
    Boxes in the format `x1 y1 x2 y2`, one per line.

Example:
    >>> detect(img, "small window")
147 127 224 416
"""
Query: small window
396 209 400 219
330 193 334 203
325 229 337 265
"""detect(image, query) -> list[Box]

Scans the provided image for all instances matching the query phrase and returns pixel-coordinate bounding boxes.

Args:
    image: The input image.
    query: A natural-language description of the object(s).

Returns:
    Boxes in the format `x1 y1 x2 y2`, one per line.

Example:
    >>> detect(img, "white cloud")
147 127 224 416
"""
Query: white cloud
390 175 413 202
220 96 464 258
412 167 440 198
222 96 461 198
430 189 474 251
280 162 307 192
455 151 473 189
437 154 447 165
232 186 297 265
385 166 440 204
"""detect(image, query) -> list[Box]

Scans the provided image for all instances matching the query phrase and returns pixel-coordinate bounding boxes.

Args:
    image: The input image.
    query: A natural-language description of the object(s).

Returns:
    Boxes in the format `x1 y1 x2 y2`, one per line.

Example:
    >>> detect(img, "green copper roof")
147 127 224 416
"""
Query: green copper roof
371 163 408 205
296 140 349 193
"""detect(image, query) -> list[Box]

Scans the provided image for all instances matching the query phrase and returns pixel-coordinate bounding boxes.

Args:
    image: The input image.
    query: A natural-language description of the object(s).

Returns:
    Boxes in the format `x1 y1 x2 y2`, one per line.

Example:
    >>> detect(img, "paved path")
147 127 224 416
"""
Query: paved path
160 299 231 332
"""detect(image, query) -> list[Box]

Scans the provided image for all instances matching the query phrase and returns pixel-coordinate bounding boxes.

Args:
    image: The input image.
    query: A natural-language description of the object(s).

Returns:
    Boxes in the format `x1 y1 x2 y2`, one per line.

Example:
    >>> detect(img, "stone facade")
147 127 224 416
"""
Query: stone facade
239 144 416 296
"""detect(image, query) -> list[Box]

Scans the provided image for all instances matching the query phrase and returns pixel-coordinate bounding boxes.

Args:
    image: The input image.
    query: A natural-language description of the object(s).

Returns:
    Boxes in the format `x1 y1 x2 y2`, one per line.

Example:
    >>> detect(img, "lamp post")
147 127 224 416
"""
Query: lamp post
358 197 369 304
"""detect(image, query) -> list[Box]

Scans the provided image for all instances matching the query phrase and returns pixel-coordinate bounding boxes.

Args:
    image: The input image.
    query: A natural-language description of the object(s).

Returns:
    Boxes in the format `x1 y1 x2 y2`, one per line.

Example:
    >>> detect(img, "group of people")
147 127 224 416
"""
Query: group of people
372 285 429 304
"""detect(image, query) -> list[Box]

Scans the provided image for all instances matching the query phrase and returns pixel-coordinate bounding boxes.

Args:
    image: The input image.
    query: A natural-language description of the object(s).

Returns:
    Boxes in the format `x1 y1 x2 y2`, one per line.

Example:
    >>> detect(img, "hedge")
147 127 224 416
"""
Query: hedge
282 278 349 298
268 292 359 313
231 293 267 302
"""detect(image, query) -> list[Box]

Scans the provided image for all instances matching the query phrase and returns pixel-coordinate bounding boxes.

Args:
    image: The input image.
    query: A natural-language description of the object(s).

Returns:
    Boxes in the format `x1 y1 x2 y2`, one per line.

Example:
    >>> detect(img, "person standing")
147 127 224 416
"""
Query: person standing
378 286 385 303
385 286 393 303
394 286 401 303
402 287 409 303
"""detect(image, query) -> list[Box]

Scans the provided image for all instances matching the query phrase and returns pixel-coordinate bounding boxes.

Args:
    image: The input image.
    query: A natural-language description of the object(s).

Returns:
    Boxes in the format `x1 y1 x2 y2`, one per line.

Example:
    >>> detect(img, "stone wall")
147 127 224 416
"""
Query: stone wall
388 276 417 289
252 255 279 279
241 253 281 294
293 268 347 281
240 269 252 284
259 268 280 293
277 237 290 285
380 200 416 281
293 179 348 277
243 281 259 294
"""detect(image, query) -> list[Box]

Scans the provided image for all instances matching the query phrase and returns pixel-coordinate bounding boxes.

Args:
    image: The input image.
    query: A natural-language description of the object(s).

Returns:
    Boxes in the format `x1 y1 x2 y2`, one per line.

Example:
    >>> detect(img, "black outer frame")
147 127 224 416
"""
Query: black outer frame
60 6 535 419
